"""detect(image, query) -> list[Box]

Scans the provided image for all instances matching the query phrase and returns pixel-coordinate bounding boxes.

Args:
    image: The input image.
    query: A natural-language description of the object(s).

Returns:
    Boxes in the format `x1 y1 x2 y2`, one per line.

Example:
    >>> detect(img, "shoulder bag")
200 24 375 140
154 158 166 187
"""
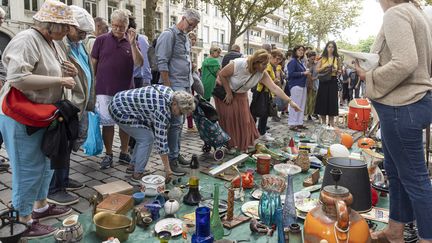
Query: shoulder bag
212 72 256 100
317 57 336 83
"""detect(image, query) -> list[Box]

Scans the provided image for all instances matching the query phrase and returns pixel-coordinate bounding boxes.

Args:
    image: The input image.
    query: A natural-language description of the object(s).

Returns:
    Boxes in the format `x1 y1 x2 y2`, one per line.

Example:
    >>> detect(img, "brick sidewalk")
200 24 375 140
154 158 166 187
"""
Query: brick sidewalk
0 117 323 225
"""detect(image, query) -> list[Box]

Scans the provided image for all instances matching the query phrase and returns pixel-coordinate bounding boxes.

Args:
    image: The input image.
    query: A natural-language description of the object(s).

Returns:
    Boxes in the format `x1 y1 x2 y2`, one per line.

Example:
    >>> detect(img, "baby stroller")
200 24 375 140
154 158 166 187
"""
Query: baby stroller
193 95 230 161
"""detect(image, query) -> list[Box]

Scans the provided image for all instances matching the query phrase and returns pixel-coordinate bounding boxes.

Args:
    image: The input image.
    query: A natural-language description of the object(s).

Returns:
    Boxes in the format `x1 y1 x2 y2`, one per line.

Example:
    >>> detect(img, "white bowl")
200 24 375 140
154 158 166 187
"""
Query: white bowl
141 175 165 197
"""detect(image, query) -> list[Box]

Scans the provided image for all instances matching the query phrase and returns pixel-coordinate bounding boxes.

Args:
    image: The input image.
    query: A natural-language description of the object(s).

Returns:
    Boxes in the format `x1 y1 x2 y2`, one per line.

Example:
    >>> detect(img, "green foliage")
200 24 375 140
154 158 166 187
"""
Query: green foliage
283 0 311 48
305 0 362 49
201 0 285 47
337 35 375 53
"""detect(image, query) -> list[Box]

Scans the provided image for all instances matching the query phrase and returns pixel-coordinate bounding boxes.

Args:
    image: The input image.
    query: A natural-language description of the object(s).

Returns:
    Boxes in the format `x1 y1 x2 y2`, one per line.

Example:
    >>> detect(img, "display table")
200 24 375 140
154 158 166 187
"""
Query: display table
29 158 388 243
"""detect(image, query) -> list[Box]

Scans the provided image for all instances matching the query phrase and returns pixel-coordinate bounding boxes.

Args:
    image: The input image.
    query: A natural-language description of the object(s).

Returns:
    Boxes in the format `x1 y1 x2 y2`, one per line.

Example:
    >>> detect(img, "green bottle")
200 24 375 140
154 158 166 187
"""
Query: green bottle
210 183 224 240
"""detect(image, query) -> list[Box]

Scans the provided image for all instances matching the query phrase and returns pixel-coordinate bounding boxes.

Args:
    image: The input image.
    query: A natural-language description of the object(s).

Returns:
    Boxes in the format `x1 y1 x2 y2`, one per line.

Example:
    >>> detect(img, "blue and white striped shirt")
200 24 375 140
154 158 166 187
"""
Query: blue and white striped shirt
109 85 173 154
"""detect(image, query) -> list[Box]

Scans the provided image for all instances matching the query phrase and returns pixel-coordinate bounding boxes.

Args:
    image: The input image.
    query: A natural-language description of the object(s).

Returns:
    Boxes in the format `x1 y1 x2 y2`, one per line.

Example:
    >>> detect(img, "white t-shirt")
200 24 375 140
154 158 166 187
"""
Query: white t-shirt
229 58 264 93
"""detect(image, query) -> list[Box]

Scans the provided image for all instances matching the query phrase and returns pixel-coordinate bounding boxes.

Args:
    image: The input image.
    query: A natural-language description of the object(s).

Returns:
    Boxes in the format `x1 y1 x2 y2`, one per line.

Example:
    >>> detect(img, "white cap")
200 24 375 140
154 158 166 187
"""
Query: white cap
69 5 95 33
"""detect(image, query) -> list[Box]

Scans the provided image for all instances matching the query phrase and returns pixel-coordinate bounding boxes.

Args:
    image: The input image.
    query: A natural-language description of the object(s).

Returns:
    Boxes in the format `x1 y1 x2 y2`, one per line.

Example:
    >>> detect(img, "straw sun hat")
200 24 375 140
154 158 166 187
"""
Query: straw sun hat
33 0 79 27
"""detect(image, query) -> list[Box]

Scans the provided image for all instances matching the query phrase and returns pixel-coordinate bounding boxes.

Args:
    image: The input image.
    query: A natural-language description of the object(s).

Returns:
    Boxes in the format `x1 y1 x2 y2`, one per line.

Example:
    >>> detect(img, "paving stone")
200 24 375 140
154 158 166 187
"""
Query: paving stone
69 173 93 183
73 187 97 199
0 189 12 204
71 198 92 214
103 177 123 183
85 171 110 181
71 164 94 174
70 154 87 162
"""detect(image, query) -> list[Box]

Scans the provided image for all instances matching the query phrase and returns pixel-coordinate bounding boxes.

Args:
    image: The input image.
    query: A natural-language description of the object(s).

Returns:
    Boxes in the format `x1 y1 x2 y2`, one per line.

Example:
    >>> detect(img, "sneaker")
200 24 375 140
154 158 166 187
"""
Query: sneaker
261 133 275 142
126 164 134 174
178 154 190 166
131 172 144 182
23 220 57 239
47 191 79 206
66 179 84 191
32 204 72 221
100 154 113 169
118 152 131 165
169 160 187 176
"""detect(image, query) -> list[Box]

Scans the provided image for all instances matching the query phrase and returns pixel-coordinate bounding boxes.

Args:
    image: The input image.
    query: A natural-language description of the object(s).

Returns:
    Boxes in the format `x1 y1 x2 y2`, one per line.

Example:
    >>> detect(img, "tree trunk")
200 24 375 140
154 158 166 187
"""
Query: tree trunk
316 34 322 51
228 22 238 51
144 0 157 41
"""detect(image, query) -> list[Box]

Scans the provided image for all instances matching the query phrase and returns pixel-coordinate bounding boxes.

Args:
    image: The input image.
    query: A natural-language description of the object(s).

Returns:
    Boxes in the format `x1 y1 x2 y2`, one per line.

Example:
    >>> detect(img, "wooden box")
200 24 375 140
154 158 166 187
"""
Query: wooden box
96 193 134 215
93 180 133 198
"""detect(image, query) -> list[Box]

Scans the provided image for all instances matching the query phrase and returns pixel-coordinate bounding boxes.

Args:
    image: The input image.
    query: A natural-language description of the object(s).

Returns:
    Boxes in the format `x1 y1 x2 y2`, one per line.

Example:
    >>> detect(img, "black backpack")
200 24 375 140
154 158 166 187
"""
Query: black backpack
147 28 176 84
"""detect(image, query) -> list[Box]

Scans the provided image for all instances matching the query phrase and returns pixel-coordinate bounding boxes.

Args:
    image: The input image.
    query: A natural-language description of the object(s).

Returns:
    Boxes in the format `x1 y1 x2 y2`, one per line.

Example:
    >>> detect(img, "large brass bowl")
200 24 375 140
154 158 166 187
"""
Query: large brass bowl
93 212 136 242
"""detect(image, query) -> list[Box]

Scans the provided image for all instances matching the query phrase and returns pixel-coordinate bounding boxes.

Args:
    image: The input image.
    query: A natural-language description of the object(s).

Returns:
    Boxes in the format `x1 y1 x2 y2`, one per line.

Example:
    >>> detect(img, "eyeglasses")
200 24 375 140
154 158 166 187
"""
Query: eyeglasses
111 23 127 31
185 18 198 29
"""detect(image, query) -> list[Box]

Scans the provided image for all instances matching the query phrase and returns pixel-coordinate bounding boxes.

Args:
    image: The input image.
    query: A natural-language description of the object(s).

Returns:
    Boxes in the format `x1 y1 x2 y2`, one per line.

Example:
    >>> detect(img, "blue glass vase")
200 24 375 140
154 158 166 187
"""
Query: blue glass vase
192 207 214 243
283 174 297 228
275 207 285 243
259 191 281 226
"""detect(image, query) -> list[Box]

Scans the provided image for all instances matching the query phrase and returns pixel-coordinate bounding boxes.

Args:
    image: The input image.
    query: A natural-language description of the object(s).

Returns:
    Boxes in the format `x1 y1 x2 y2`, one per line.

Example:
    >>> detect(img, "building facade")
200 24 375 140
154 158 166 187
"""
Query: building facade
0 0 290 66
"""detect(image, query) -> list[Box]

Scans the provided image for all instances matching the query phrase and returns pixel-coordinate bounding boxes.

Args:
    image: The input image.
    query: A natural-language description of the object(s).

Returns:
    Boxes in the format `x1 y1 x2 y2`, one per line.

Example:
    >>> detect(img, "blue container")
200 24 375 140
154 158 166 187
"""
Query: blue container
192 207 214 243
132 192 145 205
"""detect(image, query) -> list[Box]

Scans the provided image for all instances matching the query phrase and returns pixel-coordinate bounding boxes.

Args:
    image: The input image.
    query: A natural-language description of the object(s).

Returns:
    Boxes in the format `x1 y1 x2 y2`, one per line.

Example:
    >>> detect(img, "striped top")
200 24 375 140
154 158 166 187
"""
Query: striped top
109 85 173 154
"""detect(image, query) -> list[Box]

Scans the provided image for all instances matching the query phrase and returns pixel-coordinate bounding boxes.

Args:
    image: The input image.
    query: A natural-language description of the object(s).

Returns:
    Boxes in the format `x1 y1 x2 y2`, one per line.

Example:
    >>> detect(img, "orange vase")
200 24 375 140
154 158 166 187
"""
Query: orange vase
304 183 371 243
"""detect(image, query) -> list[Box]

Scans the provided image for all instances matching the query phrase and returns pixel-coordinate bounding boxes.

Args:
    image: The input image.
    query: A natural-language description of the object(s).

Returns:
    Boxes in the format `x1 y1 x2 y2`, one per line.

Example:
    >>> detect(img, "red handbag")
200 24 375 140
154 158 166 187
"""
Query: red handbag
2 87 59 127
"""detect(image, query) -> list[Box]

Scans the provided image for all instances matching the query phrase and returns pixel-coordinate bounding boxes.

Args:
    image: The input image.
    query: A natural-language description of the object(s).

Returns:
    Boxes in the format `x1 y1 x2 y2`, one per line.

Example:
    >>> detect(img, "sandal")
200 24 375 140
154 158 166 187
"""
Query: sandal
297 125 308 130
289 126 300 132
165 172 173 184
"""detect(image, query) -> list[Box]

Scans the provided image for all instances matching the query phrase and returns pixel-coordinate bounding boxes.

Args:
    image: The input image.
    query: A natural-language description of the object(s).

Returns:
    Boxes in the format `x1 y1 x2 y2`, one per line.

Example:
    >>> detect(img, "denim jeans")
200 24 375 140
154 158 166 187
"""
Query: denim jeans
168 86 190 161
119 124 154 173
0 115 53 216
372 92 432 239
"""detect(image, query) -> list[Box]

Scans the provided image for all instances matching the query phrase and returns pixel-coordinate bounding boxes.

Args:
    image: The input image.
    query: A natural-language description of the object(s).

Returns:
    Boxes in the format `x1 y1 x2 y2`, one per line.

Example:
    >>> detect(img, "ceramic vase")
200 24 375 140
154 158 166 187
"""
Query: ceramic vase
54 214 83 242
210 184 224 240
295 150 310 172
164 199 180 216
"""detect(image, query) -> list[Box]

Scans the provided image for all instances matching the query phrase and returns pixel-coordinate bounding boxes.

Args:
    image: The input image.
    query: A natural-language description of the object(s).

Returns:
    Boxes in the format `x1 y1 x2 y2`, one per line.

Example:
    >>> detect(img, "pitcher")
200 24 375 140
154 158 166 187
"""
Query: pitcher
54 214 83 243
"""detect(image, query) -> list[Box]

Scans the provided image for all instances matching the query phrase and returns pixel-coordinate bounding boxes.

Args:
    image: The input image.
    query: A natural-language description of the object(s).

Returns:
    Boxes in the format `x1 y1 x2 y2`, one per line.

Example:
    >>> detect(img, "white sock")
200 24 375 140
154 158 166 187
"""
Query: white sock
26 219 34 225
33 204 49 213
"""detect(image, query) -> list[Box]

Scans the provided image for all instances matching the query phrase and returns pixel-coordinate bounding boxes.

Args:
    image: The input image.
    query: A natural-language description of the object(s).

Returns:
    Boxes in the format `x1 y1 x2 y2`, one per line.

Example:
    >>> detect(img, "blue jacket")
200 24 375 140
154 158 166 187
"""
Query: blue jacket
287 58 307 90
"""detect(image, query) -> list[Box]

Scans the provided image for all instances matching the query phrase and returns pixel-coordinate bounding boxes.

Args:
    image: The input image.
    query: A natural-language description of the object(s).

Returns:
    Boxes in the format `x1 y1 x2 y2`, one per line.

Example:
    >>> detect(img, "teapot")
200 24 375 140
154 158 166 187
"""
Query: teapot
304 169 371 243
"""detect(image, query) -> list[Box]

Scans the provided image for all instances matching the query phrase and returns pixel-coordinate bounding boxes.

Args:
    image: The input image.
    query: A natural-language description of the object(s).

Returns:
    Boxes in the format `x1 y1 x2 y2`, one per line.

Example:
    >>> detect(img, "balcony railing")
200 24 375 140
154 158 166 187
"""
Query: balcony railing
244 35 263 43
265 23 285 33
211 41 229 51
194 39 204 48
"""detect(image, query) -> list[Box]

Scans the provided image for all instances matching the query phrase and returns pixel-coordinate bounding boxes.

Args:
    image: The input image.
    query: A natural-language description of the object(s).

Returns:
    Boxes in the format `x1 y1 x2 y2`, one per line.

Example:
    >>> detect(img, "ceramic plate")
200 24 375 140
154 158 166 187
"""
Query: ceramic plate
154 218 183 236
241 201 259 219
296 209 307 220
301 184 322 193
294 191 311 201
199 199 228 214
295 198 319 213
250 188 263 200
274 163 302 177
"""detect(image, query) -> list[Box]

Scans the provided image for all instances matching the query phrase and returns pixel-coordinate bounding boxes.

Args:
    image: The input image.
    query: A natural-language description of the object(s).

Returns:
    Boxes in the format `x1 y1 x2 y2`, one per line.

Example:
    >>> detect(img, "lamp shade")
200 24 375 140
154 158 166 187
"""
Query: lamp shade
322 157 372 213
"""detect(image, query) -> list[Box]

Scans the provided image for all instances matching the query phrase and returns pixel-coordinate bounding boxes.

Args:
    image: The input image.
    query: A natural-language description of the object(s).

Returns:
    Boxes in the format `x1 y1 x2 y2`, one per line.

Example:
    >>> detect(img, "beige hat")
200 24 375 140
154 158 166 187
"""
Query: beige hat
33 0 79 27
70 5 95 32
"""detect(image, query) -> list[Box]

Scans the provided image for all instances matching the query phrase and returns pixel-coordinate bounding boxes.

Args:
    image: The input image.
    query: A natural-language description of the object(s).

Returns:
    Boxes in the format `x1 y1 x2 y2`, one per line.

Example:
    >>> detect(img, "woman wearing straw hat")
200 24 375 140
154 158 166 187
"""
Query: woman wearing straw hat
0 0 78 239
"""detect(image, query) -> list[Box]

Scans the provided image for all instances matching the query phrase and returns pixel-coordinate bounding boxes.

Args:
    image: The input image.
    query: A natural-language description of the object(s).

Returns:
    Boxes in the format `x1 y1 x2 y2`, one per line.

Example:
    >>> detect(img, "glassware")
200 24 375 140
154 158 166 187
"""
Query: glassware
192 207 214 243
258 175 286 226
317 125 338 148
158 230 172 243
210 184 224 240
184 154 202 205
282 174 297 228
275 207 285 243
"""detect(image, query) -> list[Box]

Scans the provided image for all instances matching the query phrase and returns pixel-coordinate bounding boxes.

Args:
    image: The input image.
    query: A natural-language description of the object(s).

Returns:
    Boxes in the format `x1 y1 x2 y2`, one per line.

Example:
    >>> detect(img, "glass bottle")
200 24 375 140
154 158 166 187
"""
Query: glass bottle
288 223 303 243
283 174 297 228
184 155 202 205
192 207 214 243
275 207 285 243
210 184 224 240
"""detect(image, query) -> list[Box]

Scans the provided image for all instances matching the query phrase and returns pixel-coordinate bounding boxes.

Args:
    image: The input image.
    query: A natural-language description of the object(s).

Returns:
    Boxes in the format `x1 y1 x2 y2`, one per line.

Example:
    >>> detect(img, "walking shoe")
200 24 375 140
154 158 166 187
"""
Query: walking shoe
118 152 131 165
47 191 79 206
178 154 190 166
260 133 275 142
66 179 84 191
100 154 113 169
131 172 144 182
32 204 72 221
23 220 57 239
169 160 187 176
126 164 134 174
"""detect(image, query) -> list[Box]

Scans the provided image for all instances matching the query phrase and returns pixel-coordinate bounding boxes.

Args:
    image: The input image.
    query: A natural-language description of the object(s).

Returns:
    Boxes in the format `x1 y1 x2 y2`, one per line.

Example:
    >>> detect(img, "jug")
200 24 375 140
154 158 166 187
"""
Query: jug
54 214 83 242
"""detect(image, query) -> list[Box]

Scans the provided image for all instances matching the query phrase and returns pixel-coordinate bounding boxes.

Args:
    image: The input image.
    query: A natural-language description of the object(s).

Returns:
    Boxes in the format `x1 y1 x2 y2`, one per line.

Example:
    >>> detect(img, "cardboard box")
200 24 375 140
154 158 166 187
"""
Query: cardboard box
93 180 133 198
96 193 134 215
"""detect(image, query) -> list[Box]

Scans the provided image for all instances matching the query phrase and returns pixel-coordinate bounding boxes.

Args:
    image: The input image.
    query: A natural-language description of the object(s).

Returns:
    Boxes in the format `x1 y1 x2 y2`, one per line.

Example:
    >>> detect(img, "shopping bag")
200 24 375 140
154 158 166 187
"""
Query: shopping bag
82 112 103 156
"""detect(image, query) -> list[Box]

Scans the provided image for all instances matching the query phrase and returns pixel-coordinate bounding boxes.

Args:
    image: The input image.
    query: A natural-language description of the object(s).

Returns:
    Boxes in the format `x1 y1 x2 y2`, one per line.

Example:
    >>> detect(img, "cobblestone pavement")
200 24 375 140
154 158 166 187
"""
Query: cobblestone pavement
0 112 351 225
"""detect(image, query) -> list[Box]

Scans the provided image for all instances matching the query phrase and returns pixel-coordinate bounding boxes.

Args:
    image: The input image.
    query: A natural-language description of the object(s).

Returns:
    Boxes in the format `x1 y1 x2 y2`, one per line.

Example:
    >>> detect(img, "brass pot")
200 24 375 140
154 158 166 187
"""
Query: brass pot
93 211 136 242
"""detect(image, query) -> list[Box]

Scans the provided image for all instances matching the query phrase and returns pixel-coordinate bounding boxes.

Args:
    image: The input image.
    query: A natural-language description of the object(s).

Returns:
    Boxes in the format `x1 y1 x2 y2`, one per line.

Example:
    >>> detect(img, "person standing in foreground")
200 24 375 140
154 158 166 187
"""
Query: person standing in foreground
91 9 143 170
155 9 200 174
355 0 432 241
